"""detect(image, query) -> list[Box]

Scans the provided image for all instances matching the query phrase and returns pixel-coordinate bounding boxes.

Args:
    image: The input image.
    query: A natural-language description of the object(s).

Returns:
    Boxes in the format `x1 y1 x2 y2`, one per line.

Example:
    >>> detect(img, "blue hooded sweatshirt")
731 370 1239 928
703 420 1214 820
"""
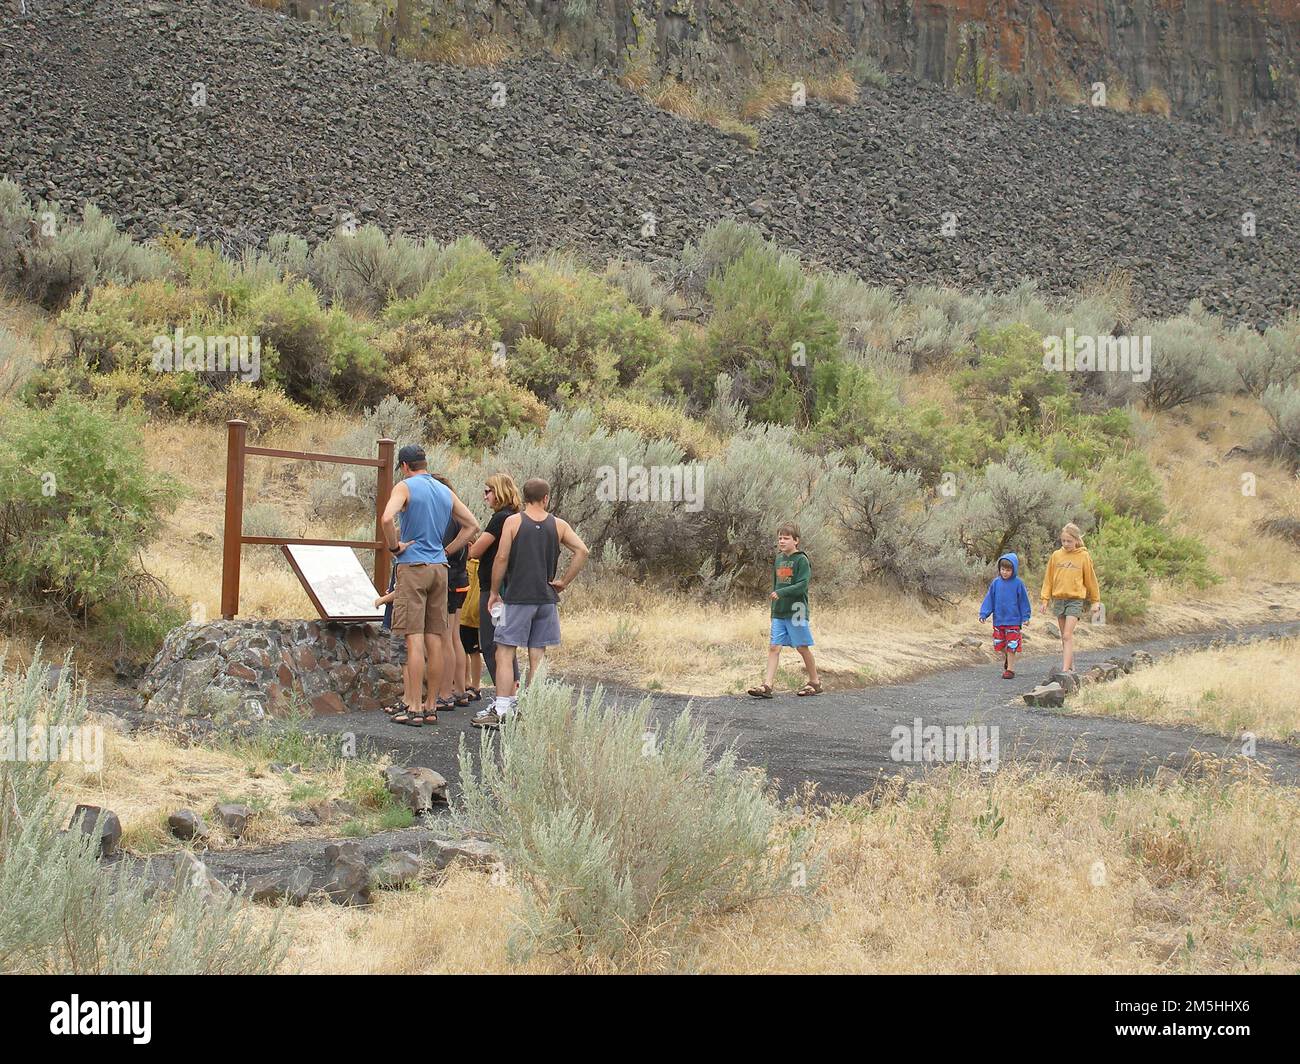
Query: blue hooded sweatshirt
979 552 1032 627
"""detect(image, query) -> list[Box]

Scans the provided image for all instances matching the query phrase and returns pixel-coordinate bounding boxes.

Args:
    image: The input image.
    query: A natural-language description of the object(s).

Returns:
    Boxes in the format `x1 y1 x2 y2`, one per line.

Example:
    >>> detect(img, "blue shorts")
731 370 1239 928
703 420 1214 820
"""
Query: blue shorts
770 618 814 647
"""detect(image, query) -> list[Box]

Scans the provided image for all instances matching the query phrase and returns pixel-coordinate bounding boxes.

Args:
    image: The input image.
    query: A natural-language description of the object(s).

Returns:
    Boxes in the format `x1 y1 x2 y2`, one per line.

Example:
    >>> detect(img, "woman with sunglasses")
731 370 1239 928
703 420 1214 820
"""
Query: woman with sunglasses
468 473 522 688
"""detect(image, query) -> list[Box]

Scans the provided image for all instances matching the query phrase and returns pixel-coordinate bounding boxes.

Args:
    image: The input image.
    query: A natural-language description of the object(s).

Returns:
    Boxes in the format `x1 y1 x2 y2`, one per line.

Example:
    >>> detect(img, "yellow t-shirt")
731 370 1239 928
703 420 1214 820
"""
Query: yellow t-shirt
459 558 481 627
1040 546 1100 605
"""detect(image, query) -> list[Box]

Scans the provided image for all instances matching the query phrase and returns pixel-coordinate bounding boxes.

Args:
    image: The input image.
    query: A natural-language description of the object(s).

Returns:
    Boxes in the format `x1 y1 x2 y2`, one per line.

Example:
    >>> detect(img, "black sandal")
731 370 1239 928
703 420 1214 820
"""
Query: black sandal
383 700 409 716
467 687 482 702
392 708 423 727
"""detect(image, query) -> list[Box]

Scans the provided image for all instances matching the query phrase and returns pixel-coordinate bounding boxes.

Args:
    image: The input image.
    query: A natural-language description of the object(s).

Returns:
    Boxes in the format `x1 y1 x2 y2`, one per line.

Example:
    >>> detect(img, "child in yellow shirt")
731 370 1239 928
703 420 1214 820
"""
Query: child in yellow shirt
1040 522 1102 672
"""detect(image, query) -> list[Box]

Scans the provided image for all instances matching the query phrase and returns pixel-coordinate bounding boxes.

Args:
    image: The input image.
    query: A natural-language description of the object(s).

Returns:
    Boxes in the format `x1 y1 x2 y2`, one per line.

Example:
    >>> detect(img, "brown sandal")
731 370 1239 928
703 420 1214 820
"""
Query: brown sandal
746 684 774 699
797 682 824 697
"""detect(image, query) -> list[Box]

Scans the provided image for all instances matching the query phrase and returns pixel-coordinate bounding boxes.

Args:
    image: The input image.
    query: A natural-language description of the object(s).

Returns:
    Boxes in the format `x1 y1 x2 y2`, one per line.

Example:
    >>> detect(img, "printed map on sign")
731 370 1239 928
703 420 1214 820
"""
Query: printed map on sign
281 545 384 622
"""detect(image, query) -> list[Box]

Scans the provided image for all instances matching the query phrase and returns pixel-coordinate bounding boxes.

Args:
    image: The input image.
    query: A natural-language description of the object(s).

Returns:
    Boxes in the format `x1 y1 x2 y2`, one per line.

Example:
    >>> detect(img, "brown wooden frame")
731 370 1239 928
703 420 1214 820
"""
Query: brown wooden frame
220 419 395 620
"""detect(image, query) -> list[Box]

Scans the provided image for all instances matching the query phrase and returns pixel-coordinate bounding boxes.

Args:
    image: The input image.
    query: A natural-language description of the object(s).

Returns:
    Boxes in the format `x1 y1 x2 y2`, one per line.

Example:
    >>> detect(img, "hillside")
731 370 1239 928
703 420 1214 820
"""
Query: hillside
1 0 1297 322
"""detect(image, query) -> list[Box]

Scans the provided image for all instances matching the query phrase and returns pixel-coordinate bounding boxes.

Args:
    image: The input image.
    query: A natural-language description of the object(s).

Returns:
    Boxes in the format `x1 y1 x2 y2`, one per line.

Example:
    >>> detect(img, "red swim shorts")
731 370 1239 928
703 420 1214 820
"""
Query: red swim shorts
993 625 1022 653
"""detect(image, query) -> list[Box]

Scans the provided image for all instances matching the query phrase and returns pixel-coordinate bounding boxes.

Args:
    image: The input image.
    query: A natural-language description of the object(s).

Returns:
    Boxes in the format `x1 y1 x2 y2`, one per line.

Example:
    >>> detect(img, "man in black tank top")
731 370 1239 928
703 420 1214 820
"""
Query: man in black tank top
474 477 589 728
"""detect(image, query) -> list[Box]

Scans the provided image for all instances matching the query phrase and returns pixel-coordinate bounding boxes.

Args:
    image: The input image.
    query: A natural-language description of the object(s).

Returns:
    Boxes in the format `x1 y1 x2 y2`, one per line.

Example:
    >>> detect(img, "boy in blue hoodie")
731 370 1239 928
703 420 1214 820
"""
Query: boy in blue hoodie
978 552 1032 679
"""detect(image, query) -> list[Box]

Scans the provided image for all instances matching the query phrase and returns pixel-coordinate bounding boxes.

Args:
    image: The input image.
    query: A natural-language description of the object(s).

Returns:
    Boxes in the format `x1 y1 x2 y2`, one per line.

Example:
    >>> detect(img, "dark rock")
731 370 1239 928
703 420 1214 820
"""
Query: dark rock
71 804 121 857
1023 682 1066 708
215 802 252 836
384 766 449 814
322 842 370 906
245 865 314 905
167 808 209 841
431 838 501 871
1046 669 1080 694
370 850 422 890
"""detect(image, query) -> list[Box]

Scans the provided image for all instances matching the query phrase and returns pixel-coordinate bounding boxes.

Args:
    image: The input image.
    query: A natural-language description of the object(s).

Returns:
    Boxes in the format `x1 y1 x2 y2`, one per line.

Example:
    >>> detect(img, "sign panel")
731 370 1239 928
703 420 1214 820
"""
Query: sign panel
281 544 384 622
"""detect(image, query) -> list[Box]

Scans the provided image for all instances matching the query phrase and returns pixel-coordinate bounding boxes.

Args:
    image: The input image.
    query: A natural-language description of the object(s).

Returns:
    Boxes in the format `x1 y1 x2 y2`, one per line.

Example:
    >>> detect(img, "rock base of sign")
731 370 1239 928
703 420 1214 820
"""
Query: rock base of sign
137 620 403 718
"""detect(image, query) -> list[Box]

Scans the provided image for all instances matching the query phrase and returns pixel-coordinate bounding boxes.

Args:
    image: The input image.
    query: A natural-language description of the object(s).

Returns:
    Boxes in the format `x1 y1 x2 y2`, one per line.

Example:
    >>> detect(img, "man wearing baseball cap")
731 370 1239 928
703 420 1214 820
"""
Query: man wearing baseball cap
380 444 479 725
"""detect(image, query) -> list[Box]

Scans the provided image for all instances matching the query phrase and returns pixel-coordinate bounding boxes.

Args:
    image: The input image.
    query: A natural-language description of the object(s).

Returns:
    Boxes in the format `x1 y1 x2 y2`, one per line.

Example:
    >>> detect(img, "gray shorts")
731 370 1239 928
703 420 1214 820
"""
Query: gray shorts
1052 598 1087 620
495 602 561 649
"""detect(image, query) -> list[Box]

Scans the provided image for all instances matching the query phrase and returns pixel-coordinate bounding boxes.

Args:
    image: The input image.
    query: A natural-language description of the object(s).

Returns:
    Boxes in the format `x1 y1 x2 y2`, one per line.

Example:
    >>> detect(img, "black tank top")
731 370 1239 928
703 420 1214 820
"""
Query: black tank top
504 512 559 604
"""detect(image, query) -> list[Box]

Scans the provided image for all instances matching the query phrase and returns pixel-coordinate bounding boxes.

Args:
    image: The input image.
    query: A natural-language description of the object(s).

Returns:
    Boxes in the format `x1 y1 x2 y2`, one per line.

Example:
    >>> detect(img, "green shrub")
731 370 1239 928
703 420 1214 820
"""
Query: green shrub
703 246 841 424
0 655 285 974
384 236 521 328
198 381 309 438
0 395 180 615
1086 452 1166 524
594 395 722 460
248 279 383 407
956 324 1069 437
0 322 38 402
379 319 548 448
1090 515 1218 621
457 677 815 965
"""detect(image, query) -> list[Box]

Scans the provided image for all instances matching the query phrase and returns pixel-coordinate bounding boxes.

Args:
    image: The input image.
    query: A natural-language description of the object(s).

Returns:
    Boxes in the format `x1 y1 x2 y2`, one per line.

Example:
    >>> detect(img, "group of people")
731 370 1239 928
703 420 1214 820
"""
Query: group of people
378 443 1103 720
375 444 589 728
746 520 1103 697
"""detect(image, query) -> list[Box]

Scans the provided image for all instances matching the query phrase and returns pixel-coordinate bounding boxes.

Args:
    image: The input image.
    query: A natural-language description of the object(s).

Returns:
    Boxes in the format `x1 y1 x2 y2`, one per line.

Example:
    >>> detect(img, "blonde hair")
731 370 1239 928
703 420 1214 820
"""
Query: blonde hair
485 472 521 512
1061 522 1085 546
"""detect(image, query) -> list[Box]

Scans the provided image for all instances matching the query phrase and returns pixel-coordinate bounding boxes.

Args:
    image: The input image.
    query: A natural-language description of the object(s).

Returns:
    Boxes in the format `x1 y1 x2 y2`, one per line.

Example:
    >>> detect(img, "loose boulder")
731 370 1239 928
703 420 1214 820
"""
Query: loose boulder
245 865 314 905
173 850 232 903
168 808 209 841
322 841 370 906
1046 669 1080 695
1023 682 1066 708
384 766 449 814
216 802 252 836
71 804 121 858
370 850 423 890
431 838 501 871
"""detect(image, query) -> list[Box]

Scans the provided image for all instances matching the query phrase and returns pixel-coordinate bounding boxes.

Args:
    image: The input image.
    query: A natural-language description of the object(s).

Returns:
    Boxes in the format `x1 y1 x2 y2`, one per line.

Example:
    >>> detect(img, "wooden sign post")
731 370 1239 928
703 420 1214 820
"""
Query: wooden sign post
220 419 395 621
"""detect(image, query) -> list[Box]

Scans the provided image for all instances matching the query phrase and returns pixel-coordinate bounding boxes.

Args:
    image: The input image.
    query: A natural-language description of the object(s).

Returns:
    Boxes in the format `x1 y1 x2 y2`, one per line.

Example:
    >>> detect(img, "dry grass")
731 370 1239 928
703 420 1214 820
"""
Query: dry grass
399 32 513 68
740 79 794 122
1071 636 1300 741
1136 86 1173 118
806 70 859 106
262 760 1300 973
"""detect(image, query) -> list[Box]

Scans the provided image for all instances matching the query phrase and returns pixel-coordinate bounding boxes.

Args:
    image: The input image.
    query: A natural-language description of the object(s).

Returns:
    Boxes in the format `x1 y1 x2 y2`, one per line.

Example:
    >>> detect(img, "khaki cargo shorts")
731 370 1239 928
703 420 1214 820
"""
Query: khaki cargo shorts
393 563 448 636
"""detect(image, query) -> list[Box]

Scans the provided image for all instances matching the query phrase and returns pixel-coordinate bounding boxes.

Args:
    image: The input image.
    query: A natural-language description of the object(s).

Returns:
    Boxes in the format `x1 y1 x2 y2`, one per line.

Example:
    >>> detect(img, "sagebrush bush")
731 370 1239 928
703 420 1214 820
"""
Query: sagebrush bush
1090 516 1217 621
1138 309 1234 410
1259 384 1300 468
0 322 37 402
945 445 1090 564
0 394 180 616
832 456 976 602
0 655 285 974
0 182 171 309
703 245 840 424
594 395 722 459
676 219 773 300
457 677 815 965
1086 452 1166 524
384 236 521 329
1231 316 1300 399
379 319 548 447
307 224 439 314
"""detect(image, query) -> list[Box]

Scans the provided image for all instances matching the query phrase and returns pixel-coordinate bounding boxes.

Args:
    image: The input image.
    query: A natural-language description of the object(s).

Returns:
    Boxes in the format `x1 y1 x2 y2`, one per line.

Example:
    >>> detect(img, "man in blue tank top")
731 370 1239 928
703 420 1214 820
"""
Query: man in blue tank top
381 445 479 725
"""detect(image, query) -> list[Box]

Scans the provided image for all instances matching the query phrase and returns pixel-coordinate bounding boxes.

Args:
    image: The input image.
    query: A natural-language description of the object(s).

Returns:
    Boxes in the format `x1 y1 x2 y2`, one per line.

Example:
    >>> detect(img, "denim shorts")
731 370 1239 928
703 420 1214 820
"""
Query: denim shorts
770 617 814 647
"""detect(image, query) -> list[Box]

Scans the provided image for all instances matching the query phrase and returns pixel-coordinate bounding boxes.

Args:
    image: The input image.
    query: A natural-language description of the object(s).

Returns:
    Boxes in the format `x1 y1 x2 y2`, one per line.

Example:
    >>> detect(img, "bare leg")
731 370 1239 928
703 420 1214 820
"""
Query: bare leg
423 633 443 713
437 613 456 700
495 643 519 699
764 645 781 687
1005 648 1017 674
1061 615 1077 671
526 647 546 685
404 633 424 712
795 645 819 685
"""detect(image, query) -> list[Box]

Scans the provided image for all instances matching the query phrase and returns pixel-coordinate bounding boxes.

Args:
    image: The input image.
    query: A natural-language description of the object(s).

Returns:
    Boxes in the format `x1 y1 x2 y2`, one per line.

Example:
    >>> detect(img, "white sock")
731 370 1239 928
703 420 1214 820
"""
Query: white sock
493 695 511 718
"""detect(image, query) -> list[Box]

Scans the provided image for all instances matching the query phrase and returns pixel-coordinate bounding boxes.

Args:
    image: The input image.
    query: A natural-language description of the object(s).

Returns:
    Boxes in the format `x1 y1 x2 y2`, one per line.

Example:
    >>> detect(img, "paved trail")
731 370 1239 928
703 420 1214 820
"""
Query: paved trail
302 620 1300 799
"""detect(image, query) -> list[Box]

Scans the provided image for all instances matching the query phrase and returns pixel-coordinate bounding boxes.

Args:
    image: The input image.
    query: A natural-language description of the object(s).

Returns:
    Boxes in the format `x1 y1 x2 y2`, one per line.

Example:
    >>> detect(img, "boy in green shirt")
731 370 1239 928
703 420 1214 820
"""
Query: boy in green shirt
748 523 822 698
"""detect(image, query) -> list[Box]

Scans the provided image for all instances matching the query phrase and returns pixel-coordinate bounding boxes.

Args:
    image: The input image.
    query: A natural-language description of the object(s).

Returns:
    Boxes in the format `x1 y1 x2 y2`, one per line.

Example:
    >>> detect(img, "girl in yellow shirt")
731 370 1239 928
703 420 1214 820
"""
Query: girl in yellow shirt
1040 523 1102 672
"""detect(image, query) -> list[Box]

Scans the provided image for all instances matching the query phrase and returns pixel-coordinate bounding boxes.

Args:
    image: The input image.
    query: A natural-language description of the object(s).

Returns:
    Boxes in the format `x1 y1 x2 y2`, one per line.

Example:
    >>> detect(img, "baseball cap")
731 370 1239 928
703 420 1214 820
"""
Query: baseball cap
396 444 426 469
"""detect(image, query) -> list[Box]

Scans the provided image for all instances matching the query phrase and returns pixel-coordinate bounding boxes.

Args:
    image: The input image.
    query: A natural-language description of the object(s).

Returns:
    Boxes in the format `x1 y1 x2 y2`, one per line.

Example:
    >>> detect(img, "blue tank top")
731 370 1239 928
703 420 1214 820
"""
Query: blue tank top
398 473 451 566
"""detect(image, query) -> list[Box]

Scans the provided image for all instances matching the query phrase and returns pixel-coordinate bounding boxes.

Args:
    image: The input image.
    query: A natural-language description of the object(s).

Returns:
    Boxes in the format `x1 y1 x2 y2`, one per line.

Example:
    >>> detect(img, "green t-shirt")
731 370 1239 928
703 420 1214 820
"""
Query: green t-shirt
771 551 811 620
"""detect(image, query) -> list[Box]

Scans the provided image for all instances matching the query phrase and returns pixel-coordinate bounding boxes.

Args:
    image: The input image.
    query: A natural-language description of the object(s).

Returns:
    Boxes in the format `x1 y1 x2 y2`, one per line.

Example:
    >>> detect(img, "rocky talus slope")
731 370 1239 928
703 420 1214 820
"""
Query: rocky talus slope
1 0 1296 322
